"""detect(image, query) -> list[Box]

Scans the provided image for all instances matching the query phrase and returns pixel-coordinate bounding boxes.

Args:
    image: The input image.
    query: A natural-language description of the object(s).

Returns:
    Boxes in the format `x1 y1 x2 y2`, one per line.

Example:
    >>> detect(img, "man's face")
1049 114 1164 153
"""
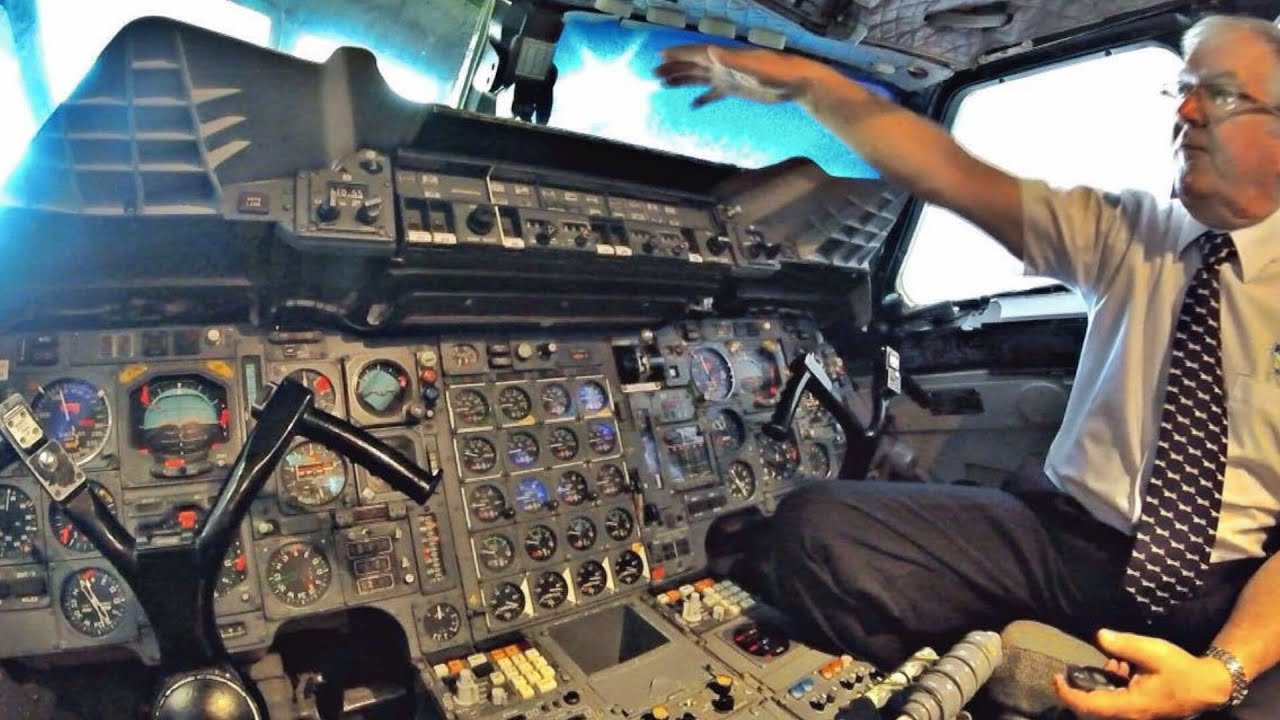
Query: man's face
1174 29 1280 226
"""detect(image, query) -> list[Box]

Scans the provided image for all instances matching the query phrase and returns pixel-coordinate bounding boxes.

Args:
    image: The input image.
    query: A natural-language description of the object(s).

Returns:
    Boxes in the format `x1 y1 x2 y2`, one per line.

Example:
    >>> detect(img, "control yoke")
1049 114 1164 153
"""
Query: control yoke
0 380 443 719
763 347 901 444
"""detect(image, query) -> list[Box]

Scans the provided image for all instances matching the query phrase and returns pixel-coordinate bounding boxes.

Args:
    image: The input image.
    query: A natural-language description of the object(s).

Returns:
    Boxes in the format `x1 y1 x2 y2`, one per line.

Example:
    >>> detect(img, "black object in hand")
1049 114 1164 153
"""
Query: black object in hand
1065 665 1129 691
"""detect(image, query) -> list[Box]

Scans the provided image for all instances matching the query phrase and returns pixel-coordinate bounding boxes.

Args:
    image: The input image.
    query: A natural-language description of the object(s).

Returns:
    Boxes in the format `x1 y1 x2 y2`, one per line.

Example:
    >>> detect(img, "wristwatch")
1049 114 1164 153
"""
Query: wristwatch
1204 646 1249 708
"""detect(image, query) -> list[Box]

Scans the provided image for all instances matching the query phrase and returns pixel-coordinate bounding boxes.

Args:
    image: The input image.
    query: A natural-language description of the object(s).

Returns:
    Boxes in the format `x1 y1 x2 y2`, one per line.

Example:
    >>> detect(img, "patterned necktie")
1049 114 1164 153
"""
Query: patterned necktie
1123 231 1237 616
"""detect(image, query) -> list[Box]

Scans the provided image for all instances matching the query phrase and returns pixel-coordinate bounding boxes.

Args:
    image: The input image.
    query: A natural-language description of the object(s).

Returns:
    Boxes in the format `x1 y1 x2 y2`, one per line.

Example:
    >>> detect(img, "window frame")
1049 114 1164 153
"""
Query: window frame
878 37 1184 321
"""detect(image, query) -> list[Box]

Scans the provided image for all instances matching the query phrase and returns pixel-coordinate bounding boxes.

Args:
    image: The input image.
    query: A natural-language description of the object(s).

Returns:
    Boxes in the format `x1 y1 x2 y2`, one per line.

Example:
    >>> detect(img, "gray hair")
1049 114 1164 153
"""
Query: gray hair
1182 15 1280 61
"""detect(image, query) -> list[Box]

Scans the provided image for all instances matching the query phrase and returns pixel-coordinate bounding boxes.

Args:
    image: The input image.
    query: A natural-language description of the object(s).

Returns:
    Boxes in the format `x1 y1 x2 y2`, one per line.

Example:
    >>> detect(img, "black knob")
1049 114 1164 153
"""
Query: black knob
316 201 340 223
747 242 764 260
642 239 657 254
671 243 685 257
539 342 558 359
564 691 580 705
536 231 553 245
706 236 730 255
422 386 441 404
712 694 735 713
357 197 384 225
502 508 517 520
763 243 782 260
574 233 590 247
466 205 497 235
808 698 825 711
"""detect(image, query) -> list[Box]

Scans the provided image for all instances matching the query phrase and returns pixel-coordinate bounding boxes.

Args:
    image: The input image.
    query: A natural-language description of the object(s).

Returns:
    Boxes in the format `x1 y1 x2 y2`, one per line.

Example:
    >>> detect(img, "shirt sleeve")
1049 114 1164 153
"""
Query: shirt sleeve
1019 178 1138 298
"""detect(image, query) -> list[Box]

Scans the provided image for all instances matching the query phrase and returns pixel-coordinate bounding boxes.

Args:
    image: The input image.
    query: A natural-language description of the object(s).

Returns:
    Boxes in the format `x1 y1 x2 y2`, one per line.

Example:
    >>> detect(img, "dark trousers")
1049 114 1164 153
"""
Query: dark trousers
762 480 1279 719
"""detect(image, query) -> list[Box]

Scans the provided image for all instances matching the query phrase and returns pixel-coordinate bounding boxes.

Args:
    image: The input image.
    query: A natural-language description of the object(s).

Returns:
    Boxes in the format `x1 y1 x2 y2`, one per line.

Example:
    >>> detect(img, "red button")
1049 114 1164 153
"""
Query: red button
420 367 439 385
177 510 199 530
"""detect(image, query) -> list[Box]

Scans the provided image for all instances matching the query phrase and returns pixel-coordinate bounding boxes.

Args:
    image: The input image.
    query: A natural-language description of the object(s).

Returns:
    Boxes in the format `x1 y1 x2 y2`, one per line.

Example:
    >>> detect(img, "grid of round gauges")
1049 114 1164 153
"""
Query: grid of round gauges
446 378 613 432
469 507 636 579
481 548 649 624
31 378 113 466
455 425 623 481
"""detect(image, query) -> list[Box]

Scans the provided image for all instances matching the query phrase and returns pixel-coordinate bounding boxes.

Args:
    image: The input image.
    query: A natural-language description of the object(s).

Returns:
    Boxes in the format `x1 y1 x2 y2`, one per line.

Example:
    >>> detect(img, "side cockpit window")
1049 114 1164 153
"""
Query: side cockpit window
0 6 35 187
896 46 1184 312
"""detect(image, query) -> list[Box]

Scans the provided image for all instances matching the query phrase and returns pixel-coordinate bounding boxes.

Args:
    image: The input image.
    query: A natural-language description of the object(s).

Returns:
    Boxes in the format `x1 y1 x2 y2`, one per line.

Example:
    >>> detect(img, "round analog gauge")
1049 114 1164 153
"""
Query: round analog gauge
489 581 526 622
576 560 608 597
0 485 38 559
281 442 347 507
215 538 248 599
32 378 112 465
689 348 735 401
50 483 115 552
497 386 533 422
468 484 508 523
760 434 800 481
449 344 482 369
476 533 516 572
586 421 618 455
547 426 580 462
451 389 491 426
604 507 634 541
595 464 627 497
61 568 128 637
506 432 540 468
540 384 573 419
460 436 498 475
514 477 551 513
285 370 337 413
709 409 746 454
566 516 597 551
576 381 608 414
726 462 757 500
524 524 557 561
556 471 590 506
422 602 463 642
805 442 832 479
131 375 229 464
534 571 570 610
265 542 332 607
354 360 410 416
613 550 645 585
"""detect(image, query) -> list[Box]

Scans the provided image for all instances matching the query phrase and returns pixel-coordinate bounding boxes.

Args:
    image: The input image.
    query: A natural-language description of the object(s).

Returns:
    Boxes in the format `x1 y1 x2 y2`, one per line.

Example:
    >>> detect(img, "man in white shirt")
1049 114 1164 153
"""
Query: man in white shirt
657 13 1280 720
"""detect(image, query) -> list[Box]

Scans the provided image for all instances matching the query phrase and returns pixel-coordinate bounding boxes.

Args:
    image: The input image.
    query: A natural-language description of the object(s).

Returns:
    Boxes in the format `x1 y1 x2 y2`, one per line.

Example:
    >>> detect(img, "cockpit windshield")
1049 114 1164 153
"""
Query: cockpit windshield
543 14 886 178
1 0 886 190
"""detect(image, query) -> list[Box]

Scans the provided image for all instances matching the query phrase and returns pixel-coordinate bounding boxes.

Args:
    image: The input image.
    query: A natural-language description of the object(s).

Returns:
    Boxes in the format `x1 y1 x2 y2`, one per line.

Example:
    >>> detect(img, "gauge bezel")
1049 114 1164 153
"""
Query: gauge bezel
532 568 574 610
573 377 614 419
483 579 532 627
601 505 637 544
688 346 737 402
535 379 576 423
257 534 343 621
455 433 501 480
724 461 759 502
584 418 622 459
493 381 537 427
52 561 137 648
544 424 582 465
0 481 43 566
270 363 346 418
30 377 115 467
446 385 496 430
510 473 555 517
502 428 543 474
276 440 352 512
413 592 472 653
345 352 419 426
118 367 241 488
611 547 649 586
574 558 613 600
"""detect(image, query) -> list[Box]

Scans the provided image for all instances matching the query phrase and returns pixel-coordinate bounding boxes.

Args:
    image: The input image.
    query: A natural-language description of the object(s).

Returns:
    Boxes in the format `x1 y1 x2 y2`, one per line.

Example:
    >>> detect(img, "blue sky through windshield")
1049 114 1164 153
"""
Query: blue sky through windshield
549 16 882 179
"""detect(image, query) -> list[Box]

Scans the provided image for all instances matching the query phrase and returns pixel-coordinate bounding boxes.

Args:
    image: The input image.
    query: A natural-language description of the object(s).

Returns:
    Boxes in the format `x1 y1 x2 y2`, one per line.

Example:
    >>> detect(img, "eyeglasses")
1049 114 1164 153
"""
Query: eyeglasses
1161 79 1280 122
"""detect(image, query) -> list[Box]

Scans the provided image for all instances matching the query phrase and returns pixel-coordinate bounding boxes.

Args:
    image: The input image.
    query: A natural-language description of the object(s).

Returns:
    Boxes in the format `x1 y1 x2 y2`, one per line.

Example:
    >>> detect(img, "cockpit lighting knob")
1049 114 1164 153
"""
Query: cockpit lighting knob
357 197 384 225
466 205 497 235
316 201 340 223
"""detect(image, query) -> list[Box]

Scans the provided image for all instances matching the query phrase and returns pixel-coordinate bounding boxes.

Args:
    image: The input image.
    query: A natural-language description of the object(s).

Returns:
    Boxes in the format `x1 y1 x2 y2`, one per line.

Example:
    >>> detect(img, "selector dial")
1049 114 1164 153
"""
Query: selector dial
466 205 497 235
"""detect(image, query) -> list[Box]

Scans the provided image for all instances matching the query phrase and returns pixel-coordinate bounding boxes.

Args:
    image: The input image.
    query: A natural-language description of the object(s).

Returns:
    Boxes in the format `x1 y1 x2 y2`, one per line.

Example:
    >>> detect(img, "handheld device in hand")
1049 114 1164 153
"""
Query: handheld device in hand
1064 665 1129 691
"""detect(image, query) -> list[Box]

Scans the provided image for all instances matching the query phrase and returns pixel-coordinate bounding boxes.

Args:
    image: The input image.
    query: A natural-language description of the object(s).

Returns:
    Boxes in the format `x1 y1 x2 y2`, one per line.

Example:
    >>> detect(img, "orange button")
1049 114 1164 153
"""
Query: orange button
420 367 439 385
652 565 666 581
447 659 465 675
694 578 715 591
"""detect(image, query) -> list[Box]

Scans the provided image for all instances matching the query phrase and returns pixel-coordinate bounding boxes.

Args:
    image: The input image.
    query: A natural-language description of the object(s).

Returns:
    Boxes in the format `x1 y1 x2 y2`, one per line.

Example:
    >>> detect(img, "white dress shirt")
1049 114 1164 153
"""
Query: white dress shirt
1020 179 1280 561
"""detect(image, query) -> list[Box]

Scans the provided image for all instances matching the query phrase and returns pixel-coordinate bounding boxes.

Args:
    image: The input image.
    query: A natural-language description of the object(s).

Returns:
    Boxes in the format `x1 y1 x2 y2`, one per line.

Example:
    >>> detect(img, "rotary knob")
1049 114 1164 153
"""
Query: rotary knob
466 205 497 235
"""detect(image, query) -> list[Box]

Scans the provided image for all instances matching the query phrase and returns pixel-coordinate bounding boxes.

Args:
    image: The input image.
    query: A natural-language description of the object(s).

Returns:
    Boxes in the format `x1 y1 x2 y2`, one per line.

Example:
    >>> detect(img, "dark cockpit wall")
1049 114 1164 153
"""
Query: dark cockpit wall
1 2 1275 720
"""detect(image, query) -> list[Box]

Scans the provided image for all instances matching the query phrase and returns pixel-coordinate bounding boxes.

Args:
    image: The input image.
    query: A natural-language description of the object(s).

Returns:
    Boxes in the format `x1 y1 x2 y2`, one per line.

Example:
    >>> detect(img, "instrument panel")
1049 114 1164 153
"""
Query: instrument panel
0 316 857 666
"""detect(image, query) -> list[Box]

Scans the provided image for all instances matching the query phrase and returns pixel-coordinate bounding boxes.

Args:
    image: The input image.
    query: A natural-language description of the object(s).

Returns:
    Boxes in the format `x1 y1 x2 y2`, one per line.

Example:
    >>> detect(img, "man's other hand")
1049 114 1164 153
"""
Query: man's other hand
653 44 834 107
1053 629 1234 719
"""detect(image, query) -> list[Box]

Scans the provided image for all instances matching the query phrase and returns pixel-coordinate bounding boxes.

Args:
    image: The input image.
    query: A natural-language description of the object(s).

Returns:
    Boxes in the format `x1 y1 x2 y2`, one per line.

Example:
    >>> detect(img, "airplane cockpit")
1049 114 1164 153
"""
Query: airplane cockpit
0 0 1272 718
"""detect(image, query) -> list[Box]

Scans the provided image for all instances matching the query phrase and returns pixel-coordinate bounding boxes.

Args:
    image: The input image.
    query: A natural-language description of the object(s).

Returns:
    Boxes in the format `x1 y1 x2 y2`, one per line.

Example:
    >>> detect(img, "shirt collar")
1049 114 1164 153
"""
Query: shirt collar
1175 204 1280 282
